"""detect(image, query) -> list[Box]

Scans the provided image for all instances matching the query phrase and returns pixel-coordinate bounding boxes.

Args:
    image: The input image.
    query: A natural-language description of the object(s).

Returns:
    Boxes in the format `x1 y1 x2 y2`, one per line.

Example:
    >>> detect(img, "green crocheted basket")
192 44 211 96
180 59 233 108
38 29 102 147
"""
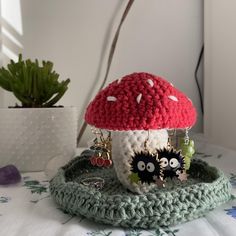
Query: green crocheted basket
49 151 231 229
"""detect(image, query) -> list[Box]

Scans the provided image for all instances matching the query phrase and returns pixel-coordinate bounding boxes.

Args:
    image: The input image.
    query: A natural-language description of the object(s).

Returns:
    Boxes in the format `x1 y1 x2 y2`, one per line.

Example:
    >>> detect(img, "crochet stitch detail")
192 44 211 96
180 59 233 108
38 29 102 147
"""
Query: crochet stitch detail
85 72 197 130
50 155 231 229
111 129 168 193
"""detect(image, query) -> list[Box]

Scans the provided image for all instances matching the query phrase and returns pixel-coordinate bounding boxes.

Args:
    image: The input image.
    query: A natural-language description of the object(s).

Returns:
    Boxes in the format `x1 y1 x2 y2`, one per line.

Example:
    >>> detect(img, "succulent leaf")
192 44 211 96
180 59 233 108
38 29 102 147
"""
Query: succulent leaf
0 54 70 107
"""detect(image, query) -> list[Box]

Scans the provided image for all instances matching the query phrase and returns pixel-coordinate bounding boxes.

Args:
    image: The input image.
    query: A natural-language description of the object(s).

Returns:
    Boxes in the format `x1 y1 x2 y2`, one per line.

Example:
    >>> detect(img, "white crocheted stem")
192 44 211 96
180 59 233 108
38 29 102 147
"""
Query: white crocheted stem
112 129 168 194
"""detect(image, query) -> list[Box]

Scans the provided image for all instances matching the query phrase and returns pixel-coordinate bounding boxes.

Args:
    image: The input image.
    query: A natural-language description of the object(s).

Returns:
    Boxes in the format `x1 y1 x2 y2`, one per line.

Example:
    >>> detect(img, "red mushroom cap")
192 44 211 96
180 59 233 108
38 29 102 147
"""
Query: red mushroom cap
85 72 197 130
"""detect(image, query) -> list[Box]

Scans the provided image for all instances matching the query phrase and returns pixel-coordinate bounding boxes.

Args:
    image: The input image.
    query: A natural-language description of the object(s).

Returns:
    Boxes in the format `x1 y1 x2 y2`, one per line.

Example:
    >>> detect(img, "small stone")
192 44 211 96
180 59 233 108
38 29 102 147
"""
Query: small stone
0 165 21 185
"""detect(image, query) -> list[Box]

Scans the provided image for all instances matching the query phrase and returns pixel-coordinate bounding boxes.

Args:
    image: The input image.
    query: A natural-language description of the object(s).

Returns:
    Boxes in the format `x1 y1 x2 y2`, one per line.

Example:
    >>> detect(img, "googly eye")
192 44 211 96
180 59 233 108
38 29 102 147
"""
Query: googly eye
137 161 145 171
160 157 168 167
146 162 155 172
169 158 179 168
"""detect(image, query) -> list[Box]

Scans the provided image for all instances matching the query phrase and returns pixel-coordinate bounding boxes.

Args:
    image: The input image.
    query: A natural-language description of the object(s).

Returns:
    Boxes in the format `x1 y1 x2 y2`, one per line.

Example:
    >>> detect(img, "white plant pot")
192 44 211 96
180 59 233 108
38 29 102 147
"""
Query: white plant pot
0 107 78 171
112 129 168 194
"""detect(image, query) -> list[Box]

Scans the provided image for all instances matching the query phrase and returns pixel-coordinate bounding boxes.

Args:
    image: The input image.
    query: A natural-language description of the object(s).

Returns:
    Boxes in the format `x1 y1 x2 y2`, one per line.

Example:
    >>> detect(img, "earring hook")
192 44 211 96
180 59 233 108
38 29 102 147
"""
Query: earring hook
184 128 190 145
144 130 150 152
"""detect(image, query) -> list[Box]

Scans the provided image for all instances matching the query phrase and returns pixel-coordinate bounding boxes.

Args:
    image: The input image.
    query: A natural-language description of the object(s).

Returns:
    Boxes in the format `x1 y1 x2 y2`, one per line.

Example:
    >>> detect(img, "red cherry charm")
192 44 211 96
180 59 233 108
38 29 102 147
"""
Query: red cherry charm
96 157 105 167
104 159 112 167
90 156 97 166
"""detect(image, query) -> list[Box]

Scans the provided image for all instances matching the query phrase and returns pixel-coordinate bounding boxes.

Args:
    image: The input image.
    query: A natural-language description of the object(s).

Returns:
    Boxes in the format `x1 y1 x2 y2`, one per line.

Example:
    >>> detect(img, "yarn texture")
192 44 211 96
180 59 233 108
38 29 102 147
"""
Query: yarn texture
85 72 197 130
50 153 231 229
112 129 168 194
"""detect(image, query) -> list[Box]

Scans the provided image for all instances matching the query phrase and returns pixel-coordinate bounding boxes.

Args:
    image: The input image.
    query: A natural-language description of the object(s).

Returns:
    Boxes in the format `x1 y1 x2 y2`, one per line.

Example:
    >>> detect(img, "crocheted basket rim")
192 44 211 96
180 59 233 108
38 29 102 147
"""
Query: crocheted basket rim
50 153 231 229
85 72 197 130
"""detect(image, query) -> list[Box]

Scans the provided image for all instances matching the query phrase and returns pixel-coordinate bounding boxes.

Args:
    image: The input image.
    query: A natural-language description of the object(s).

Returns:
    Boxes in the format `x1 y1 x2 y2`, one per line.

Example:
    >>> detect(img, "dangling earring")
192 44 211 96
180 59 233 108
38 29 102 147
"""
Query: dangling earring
179 128 195 170
89 128 113 168
143 130 151 153
128 130 164 187
100 131 113 167
157 129 187 181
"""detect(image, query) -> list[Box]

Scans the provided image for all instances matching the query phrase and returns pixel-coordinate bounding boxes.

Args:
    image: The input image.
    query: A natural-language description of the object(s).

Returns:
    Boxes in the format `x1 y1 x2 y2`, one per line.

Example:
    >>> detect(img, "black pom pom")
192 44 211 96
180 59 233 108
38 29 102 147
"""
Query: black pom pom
157 148 185 179
130 152 162 184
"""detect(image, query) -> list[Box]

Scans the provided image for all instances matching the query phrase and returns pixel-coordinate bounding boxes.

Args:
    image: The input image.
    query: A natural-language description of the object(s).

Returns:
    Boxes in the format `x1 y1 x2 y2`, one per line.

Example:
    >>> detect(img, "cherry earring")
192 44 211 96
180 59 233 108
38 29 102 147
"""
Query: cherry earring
89 128 112 168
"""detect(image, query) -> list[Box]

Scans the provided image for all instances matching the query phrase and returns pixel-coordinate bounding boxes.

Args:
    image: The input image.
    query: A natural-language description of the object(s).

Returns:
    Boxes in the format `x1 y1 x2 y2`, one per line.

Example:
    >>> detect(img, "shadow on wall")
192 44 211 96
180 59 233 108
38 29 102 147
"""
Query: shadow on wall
1 0 23 107
76 0 125 138
1 0 23 63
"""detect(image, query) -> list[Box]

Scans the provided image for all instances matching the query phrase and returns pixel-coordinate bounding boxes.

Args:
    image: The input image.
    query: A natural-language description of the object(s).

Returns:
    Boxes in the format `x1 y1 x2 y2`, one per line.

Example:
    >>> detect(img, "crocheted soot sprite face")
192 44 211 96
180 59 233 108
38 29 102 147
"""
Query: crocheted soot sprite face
157 148 185 179
130 152 162 184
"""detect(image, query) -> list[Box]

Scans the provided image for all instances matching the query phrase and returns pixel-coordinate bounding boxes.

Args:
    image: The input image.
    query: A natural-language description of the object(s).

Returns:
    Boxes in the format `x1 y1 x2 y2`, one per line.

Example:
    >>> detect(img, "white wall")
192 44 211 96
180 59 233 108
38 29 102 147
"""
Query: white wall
1 0 203 146
0 1 3 107
204 0 236 150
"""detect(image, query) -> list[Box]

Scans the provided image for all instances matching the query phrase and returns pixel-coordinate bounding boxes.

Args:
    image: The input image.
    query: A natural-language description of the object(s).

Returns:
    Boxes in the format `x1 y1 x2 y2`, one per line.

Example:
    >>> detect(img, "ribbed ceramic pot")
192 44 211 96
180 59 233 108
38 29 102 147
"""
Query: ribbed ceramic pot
112 129 168 194
0 107 78 171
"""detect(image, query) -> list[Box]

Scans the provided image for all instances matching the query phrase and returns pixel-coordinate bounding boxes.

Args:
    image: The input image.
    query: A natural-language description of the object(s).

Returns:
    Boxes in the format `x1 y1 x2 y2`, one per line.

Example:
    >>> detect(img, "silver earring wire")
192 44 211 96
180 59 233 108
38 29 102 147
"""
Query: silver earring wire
144 130 150 152
184 128 190 145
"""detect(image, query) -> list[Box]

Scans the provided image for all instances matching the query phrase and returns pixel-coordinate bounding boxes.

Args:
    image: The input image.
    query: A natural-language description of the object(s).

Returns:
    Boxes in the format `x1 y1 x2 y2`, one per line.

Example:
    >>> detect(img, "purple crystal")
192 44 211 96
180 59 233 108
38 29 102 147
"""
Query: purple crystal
0 165 21 185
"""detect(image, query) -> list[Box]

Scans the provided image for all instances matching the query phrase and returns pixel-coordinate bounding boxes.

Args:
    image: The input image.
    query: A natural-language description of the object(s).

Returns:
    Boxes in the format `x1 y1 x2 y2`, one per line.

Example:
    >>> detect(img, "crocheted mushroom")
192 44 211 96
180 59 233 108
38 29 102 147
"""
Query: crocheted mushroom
85 72 197 193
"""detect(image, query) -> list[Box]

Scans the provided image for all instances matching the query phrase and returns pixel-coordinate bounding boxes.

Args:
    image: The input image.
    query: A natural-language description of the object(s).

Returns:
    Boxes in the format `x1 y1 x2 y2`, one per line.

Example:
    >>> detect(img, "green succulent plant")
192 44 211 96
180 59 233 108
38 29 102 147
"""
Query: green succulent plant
0 54 70 108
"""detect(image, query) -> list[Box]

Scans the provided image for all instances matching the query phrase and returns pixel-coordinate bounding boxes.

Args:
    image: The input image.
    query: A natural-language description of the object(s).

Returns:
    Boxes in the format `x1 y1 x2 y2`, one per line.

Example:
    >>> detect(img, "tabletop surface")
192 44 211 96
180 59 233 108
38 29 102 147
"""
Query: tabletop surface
0 135 236 236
